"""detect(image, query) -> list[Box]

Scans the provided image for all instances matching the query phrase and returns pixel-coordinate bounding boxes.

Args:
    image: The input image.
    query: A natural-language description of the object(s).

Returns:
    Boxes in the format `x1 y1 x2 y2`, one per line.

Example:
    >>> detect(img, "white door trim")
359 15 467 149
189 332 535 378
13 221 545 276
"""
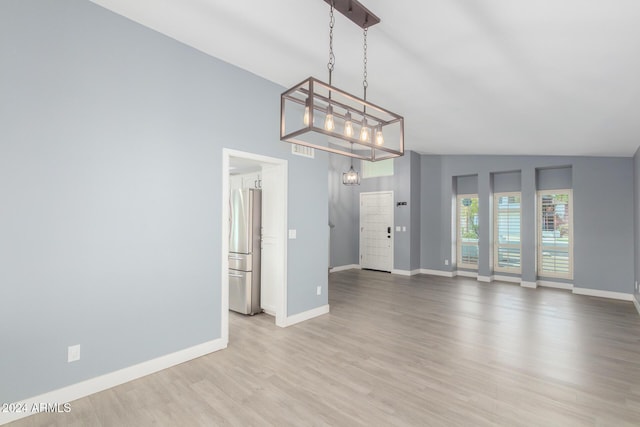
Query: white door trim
222 149 288 344
359 190 394 272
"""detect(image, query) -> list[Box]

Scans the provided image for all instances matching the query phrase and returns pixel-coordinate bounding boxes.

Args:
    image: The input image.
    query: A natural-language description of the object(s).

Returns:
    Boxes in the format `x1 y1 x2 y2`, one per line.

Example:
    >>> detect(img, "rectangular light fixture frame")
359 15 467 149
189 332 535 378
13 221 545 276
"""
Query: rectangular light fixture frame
280 77 404 162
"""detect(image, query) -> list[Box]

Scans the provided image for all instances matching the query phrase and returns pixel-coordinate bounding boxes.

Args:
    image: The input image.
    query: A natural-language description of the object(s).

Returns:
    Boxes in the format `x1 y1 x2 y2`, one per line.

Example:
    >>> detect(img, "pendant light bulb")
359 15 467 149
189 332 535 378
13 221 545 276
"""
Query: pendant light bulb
324 105 335 131
360 118 371 142
303 97 312 126
375 125 384 146
344 111 354 137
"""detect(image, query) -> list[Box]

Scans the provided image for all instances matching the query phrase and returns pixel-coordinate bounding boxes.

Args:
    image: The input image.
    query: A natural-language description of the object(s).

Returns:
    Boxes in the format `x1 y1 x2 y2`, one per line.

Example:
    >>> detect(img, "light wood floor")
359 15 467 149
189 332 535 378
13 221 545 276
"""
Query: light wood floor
8 270 640 426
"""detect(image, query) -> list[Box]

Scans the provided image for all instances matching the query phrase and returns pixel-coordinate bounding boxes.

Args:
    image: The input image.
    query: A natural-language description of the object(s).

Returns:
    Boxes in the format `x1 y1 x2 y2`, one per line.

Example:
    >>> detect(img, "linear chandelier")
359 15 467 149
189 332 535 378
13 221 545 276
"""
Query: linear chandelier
280 0 404 162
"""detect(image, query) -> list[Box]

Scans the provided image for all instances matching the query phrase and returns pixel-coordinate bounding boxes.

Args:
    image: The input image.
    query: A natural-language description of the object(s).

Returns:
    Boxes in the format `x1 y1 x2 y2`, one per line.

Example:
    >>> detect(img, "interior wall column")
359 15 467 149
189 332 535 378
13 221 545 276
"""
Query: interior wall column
521 167 537 286
478 171 492 280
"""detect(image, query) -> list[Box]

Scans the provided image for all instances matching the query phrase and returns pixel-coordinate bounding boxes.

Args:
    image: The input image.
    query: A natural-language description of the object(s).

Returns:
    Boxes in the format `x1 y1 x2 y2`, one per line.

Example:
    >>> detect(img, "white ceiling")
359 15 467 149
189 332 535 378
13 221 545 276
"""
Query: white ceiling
92 0 640 156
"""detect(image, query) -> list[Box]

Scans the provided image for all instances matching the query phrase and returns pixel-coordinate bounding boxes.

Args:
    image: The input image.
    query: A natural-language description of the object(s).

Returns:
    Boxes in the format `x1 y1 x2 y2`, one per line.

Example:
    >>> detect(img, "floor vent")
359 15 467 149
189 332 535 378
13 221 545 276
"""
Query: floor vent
291 144 315 159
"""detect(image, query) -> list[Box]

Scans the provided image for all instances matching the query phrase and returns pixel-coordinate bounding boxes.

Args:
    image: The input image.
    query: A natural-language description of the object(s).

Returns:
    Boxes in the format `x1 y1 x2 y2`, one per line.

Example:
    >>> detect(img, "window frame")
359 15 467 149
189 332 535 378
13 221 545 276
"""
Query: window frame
456 194 479 270
537 189 573 280
361 158 394 179
493 191 522 274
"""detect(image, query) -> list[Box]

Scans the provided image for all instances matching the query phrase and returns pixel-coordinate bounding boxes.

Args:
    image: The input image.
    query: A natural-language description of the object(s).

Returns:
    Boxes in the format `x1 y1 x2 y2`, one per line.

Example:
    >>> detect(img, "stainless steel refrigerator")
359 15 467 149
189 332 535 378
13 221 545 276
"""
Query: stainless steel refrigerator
229 188 262 315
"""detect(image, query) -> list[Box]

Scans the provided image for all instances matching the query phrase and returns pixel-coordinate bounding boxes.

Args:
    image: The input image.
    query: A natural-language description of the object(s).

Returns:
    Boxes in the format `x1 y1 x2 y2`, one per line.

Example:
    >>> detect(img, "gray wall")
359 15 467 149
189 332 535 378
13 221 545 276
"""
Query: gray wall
410 152 422 270
420 156 444 270
393 154 412 271
537 166 572 190
420 156 443 270
493 171 521 192
456 175 479 195
331 152 636 292
328 152 421 271
572 158 633 293
635 147 640 300
419 155 634 293
0 0 328 404
328 154 358 267
392 151 422 272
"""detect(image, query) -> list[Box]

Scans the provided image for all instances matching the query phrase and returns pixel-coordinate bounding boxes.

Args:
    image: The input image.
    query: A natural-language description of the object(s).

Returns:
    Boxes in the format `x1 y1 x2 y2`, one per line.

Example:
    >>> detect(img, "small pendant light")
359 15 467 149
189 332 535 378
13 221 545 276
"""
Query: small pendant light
342 143 361 185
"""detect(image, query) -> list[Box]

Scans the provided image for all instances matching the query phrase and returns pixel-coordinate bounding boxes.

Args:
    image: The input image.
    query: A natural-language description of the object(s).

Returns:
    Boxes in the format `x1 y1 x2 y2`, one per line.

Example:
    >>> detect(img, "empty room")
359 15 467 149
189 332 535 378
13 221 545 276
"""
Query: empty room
2 0 640 426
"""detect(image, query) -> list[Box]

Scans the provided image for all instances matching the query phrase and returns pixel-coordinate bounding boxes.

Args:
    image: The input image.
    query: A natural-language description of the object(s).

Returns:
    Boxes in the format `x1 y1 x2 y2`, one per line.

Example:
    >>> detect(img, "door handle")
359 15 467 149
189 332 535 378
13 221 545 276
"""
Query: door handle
387 226 391 233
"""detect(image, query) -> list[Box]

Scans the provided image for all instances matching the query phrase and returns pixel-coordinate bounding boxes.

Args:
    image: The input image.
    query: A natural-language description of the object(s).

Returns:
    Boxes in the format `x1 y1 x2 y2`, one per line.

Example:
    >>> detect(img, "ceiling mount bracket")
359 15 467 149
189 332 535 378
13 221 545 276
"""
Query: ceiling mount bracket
323 0 380 28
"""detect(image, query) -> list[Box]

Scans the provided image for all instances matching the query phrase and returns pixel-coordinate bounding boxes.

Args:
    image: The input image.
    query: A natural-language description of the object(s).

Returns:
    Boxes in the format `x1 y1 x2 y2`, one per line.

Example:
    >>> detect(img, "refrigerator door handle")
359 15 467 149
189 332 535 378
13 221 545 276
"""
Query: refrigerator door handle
229 273 244 278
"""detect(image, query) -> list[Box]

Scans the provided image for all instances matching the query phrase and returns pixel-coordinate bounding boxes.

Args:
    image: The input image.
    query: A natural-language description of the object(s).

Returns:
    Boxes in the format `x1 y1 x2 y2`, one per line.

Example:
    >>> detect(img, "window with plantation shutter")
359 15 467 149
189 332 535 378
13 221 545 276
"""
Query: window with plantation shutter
494 192 521 273
537 190 573 279
457 194 479 269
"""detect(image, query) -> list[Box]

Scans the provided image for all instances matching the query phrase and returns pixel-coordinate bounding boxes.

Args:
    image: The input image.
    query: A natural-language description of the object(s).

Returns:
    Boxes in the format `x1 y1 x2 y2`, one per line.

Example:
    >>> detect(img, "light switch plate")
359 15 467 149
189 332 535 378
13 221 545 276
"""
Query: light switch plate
68 345 81 363
395 226 401 232
288 229 297 239
402 226 407 232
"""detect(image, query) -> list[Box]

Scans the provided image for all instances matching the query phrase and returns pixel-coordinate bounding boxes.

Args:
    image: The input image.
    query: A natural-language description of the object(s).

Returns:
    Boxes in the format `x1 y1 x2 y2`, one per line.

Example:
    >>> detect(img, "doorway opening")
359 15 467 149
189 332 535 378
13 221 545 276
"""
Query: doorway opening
221 149 288 345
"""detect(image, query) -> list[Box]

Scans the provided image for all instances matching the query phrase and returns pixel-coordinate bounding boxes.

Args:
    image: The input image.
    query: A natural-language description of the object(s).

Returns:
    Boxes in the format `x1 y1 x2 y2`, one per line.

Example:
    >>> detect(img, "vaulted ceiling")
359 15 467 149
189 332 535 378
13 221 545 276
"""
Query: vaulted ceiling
92 0 640 156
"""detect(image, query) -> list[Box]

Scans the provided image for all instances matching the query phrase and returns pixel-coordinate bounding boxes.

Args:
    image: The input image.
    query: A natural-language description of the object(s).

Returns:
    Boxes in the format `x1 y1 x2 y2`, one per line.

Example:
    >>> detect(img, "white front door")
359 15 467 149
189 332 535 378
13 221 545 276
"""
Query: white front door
360 191 393 272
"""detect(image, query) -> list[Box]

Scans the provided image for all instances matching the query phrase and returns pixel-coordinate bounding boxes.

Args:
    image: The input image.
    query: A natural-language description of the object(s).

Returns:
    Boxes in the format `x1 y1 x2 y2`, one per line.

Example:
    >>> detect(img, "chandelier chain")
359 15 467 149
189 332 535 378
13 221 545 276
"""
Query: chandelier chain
327 1 335 84
362 27 368 87
280 2 404 163
362 27 368 100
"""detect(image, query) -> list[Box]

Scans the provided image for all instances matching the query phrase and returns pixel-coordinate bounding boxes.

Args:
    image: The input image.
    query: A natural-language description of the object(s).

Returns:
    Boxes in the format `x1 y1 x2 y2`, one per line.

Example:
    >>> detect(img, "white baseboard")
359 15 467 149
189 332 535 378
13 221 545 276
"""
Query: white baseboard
492 275 522 284
419 269 454 277
521 281 538 289
329 264 360 273
283 304 330 327
477 275 492 283
456 270 478 278
538 280 573 290
0 338 227 425
392 269 421 276
572 287 634 301
262 306 276 317
633 295 640 316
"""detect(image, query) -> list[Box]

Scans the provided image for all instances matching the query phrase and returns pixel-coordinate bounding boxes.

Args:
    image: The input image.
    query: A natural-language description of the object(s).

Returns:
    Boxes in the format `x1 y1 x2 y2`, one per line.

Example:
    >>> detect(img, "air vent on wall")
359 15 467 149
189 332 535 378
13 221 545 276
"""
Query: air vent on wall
291 144 315 159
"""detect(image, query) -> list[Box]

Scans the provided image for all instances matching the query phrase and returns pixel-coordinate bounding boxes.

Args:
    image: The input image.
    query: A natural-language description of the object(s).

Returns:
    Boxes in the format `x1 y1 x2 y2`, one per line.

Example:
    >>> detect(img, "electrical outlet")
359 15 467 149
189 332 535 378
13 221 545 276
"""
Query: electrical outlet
316 286 322 296
445 259 449 265
68 345 81 363
402 226 406 232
